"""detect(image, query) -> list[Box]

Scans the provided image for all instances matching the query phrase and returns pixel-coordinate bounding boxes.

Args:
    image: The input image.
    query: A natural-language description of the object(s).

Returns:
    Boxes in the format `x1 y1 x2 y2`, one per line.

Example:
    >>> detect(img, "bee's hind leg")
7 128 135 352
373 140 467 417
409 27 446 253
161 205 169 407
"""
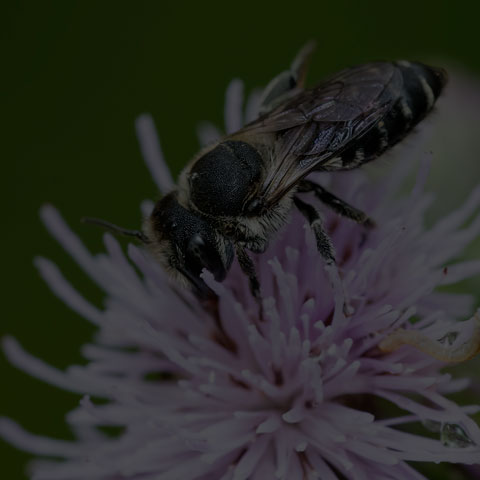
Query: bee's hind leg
294 196 353 316
298 179 375 228
258 41 316 115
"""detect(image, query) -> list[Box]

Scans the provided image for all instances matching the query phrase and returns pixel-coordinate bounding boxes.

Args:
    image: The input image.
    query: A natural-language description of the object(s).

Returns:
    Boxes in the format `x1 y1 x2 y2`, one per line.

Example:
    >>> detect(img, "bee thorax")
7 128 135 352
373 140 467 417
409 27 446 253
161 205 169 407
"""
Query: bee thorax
218 194 293 253
187 140 264 216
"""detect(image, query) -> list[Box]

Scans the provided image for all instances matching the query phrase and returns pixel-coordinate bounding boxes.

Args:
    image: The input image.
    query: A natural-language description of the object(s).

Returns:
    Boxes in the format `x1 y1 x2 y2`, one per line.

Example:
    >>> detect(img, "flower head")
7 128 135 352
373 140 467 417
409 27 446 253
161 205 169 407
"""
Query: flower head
2 74 480 480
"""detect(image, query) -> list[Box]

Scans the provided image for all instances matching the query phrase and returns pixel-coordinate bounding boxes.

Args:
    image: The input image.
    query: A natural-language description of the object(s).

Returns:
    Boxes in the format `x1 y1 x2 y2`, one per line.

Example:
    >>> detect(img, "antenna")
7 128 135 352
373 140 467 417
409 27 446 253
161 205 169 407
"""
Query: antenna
82 217 149 244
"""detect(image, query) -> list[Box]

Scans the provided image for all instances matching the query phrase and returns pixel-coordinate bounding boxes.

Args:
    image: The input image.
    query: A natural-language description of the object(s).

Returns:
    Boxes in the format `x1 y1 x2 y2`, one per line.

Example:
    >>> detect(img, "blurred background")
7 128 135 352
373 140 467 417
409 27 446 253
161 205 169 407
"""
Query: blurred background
3 1 480 478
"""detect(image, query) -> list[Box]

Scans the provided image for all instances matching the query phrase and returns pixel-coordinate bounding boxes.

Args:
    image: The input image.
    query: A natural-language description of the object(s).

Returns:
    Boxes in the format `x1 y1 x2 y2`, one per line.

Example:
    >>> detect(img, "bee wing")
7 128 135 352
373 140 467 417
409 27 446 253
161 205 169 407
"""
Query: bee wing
241 62 403 205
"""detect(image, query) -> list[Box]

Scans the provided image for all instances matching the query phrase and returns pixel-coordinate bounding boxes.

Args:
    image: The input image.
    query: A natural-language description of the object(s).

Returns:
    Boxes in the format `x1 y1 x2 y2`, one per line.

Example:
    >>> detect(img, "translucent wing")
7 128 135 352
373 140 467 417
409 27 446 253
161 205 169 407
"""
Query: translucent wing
240 62 403 206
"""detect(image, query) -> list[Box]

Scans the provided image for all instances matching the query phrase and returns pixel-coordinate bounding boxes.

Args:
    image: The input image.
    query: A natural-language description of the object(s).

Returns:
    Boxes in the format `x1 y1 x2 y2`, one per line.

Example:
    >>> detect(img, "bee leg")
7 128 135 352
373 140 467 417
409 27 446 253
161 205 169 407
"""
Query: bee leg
299 179 376 228
235 245 262 304
293 196 336 265
258 41 316 115
290 40 317 88
294 196 353 316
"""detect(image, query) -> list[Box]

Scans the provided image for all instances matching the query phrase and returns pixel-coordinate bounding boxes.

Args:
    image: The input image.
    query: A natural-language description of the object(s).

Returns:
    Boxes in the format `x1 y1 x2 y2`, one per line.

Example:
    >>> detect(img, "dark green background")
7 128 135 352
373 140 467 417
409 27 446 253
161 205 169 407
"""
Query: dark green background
3 1 480 478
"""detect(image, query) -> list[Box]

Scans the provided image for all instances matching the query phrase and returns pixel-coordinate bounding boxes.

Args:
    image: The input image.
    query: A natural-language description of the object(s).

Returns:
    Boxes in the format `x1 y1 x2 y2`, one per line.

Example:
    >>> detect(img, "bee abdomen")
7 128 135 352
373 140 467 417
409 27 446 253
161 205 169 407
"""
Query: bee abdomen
384 61 447 145
340 61 447 168
396 61 447 118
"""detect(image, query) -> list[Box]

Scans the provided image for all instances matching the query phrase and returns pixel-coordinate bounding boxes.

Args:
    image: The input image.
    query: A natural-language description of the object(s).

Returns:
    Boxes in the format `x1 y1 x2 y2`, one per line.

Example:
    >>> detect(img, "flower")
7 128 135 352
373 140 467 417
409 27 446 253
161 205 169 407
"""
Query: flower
2 73 480 480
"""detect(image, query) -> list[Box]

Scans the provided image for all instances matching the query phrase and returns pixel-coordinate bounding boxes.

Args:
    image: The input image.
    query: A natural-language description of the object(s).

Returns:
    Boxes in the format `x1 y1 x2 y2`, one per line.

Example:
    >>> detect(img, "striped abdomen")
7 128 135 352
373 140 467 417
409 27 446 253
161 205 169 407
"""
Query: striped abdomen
339 61 447 168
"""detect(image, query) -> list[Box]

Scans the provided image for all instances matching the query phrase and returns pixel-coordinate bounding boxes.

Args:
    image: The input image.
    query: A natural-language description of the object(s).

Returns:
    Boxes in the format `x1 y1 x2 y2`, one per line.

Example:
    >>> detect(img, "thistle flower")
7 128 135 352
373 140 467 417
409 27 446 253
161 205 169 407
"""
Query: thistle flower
2 75 480 480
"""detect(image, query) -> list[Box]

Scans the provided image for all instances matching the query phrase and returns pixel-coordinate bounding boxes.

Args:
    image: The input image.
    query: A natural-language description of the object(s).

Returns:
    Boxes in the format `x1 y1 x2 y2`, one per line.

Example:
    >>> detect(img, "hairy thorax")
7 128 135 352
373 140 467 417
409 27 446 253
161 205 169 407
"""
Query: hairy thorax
211 195 293 253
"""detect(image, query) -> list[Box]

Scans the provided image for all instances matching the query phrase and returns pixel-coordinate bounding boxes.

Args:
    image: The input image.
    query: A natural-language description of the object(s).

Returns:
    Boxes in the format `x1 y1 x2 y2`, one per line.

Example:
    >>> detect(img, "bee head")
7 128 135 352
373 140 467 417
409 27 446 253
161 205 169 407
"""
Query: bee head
144 192 234 295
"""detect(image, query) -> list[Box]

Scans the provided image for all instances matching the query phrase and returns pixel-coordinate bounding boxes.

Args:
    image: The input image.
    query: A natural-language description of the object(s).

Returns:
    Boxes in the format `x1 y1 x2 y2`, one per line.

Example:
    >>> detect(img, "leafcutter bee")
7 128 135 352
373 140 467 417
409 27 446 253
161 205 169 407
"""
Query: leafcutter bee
86 43 447 301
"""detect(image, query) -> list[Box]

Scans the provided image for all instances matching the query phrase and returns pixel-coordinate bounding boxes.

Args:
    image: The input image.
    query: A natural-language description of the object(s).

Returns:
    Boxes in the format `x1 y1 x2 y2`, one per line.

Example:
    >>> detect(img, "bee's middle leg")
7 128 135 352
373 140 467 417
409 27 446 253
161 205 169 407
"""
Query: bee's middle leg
293 196 336 265
294 195 353 315
298 179 375 228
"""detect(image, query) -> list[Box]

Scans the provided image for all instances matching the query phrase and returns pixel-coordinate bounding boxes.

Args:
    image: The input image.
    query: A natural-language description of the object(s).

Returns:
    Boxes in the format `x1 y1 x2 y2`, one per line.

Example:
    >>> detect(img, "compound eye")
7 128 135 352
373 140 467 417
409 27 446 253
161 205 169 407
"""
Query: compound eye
187 234 205 255
185 234 227 282
185 235 206 272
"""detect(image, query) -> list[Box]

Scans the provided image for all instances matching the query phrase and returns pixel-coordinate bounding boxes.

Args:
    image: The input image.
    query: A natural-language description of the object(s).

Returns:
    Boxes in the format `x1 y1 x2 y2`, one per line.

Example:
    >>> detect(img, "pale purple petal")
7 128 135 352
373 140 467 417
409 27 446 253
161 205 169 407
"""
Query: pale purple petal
135 113 174 194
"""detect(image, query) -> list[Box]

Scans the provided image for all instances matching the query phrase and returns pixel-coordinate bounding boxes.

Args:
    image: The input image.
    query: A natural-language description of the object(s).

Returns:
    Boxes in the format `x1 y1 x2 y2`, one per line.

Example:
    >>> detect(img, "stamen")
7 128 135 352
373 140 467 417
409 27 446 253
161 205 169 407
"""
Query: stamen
379 311 480 363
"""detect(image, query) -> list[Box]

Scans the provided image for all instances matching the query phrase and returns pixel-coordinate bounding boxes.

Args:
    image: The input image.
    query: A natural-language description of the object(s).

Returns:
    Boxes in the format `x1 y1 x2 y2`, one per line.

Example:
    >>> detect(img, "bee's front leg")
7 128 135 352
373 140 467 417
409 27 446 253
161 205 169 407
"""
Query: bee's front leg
235 245 261 302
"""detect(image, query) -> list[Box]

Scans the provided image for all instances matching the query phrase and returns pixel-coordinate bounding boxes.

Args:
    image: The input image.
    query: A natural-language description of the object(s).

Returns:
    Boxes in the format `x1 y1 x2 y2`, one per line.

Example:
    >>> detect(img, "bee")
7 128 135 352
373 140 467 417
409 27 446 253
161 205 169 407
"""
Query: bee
86 43 447 301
